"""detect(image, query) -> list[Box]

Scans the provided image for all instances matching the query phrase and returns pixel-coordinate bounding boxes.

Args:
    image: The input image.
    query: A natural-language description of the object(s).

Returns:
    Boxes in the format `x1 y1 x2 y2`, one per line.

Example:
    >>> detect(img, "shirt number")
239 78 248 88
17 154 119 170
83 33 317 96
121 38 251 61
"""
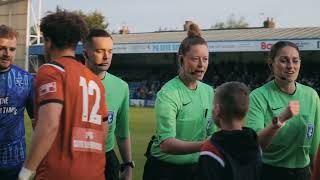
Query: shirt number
79 76 101 125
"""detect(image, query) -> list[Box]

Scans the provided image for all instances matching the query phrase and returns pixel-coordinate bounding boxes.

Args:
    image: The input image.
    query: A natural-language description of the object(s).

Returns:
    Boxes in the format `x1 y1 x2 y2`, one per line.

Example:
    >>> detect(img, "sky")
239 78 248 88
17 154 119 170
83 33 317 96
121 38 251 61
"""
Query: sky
32 0 320 33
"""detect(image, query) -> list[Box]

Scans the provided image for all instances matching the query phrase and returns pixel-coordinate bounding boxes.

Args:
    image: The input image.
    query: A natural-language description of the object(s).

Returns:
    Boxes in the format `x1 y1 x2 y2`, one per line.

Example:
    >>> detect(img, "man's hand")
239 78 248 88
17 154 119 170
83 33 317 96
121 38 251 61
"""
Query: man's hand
279 100 300 123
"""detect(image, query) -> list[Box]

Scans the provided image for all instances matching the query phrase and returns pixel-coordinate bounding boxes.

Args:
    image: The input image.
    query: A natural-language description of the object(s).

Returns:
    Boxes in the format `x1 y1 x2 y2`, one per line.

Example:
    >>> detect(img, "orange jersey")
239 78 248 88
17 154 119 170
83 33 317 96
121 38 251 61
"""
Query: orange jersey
33 57 108 180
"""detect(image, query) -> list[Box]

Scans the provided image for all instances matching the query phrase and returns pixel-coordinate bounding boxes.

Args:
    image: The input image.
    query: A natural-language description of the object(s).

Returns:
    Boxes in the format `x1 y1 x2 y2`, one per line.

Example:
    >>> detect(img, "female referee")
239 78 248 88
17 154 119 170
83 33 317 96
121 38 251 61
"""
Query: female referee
143 23 215 180
246 41 320 180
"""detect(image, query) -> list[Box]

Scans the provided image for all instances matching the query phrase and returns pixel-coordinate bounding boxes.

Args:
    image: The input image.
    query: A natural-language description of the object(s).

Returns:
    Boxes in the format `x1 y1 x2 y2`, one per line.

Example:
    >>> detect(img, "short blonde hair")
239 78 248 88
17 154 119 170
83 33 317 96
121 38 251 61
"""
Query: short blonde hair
0 24 18 39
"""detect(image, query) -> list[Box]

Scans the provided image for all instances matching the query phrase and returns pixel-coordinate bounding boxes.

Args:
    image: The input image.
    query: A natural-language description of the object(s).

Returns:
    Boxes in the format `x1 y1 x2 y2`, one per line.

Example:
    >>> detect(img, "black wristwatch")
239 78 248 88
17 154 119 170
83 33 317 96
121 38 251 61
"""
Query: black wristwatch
120 161 135 172
272 116 284 129
272 116 279 125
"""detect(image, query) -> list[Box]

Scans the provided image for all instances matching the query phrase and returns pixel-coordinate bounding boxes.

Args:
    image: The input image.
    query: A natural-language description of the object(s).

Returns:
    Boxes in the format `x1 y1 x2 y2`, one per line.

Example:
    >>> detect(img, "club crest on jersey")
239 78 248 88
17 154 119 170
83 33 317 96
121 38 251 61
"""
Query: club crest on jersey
39 82 57 96
307 123 314 139
206 116 213 135
107 111 114 124
15 76 24 87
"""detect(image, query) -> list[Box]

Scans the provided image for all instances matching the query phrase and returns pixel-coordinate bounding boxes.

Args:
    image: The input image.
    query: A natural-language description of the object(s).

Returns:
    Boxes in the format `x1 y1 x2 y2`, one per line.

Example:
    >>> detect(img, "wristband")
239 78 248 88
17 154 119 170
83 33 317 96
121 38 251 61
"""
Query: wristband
18 167 34 180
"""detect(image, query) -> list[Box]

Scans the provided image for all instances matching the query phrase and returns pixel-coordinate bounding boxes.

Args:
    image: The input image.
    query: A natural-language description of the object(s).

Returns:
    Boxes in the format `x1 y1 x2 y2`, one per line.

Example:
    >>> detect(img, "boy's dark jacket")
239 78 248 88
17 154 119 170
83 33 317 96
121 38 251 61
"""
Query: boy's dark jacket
197 127 261 180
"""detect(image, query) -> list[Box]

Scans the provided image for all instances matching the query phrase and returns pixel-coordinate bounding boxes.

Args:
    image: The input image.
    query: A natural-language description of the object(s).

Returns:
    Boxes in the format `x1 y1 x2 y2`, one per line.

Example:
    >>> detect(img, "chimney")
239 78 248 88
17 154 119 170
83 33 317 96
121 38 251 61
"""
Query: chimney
119 26 129 34
183 21 193 31
263 17 275 28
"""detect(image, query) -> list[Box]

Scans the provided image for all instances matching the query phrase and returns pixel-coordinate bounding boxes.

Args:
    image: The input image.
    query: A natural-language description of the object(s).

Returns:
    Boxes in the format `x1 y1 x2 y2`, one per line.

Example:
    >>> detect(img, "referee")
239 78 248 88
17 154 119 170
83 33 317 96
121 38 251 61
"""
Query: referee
246 41 320 180
143 23 215 180
84 28 133 180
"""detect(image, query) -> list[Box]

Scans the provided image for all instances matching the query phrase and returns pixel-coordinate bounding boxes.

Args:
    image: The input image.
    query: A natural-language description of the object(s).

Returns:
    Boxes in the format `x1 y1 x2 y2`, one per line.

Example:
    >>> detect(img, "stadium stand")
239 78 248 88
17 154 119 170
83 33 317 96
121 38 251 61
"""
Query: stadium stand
109 61 320 100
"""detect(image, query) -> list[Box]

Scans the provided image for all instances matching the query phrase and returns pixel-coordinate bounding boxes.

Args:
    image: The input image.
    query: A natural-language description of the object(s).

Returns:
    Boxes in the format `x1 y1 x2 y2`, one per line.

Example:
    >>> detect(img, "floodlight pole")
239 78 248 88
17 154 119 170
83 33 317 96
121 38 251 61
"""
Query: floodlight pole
26 0 43 71
37 0 41 44
25 0 31 71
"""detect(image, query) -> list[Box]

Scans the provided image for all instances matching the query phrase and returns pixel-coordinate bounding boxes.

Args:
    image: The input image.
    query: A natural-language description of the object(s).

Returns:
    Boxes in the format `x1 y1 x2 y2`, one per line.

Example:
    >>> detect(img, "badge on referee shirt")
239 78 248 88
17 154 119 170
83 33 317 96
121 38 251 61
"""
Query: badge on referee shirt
307 123 314 139
107 111 114 124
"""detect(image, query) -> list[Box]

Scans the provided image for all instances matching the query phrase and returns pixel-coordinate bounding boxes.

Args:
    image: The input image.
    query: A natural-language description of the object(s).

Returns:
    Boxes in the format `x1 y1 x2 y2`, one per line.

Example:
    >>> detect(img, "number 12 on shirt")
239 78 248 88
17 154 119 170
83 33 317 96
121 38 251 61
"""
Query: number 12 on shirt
79 76 102 125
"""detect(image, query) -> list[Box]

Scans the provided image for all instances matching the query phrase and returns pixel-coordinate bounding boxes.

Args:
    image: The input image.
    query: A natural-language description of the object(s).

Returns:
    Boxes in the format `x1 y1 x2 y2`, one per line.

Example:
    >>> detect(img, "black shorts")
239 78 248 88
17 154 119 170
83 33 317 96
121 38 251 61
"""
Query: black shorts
261 163 311 180
143 155 197 180
105 150 120 180
0 164 23 180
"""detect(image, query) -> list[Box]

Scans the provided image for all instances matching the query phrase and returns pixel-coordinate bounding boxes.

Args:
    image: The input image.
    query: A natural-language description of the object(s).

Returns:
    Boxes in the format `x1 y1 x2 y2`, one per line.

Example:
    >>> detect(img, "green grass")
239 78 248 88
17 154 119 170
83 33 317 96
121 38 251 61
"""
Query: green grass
24 107 156 180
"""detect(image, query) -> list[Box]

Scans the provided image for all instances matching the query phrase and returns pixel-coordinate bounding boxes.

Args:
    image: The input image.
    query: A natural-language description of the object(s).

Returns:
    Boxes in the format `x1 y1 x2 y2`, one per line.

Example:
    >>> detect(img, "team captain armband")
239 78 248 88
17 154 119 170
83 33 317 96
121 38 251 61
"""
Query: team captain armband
72 127 104 153
36 62 65 105
39 82 57 96
38 80 64 106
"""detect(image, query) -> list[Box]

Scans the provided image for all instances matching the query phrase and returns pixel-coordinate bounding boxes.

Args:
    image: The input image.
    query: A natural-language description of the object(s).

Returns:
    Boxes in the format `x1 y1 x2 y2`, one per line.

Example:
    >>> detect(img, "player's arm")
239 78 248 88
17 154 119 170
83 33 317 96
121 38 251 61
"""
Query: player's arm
19 103 62 180
160 138 204 154
117 137 132 180
156 90 203 155
258 101 299 150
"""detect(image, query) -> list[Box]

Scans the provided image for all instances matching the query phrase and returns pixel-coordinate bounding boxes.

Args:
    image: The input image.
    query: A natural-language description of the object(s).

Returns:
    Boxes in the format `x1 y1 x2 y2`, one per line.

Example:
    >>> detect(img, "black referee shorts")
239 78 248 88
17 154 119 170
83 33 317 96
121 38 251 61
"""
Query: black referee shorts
261 163 311 180
143 155 197 180
105 149 120 180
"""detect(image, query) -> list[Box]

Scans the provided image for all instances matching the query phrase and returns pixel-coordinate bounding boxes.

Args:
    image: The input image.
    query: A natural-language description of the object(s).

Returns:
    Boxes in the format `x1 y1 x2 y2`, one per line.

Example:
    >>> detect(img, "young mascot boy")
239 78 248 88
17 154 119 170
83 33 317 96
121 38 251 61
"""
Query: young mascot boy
197 81 299 180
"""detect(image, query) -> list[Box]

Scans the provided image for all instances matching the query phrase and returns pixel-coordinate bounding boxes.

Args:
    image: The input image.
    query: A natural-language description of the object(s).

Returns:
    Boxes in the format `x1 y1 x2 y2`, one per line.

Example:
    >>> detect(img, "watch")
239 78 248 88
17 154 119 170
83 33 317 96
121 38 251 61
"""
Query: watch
272 116 285 129
120 161 135 172
272 116 279 125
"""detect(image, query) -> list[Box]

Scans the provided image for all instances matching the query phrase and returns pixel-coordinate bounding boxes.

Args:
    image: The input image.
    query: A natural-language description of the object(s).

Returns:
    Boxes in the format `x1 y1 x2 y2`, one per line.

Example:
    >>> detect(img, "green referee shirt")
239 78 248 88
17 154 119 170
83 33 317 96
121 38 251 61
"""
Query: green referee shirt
246 80 320 168
151 76 215 164
102 73 130 152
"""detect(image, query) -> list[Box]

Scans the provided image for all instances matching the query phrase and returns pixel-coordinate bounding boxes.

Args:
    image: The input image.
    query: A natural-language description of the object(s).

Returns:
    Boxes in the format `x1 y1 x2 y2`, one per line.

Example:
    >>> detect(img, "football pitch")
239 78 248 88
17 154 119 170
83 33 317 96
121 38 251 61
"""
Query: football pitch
24 107 156 180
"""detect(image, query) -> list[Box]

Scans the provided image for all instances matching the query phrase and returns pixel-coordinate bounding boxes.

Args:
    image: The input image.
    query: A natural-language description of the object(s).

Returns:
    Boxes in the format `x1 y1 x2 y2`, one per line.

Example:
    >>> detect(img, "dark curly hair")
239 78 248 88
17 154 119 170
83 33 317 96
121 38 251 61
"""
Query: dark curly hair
40 10 88 50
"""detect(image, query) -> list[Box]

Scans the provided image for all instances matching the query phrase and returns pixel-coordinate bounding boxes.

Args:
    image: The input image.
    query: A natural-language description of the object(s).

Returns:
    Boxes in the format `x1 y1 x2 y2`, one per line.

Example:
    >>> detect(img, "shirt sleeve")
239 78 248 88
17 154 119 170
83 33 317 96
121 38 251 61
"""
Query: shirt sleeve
155 90 178 143
245 91 266 132
115 84 130 138
36 65 64 106
310 92 320 157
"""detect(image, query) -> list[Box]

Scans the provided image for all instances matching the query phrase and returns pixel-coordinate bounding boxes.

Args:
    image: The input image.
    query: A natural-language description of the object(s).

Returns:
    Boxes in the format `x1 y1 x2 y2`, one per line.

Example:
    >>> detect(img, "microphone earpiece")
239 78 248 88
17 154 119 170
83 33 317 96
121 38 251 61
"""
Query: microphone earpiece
269 62 287 81
276 75 287 81
280 76 287 80
268 63 272 71
83 51 89 59
180 57 184 66
179 56 196 75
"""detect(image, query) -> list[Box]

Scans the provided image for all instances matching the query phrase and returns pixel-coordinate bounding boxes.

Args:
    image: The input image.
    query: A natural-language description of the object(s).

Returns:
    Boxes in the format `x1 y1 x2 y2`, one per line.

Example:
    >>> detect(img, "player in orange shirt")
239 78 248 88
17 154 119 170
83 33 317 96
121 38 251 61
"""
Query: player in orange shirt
18 10 108 180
